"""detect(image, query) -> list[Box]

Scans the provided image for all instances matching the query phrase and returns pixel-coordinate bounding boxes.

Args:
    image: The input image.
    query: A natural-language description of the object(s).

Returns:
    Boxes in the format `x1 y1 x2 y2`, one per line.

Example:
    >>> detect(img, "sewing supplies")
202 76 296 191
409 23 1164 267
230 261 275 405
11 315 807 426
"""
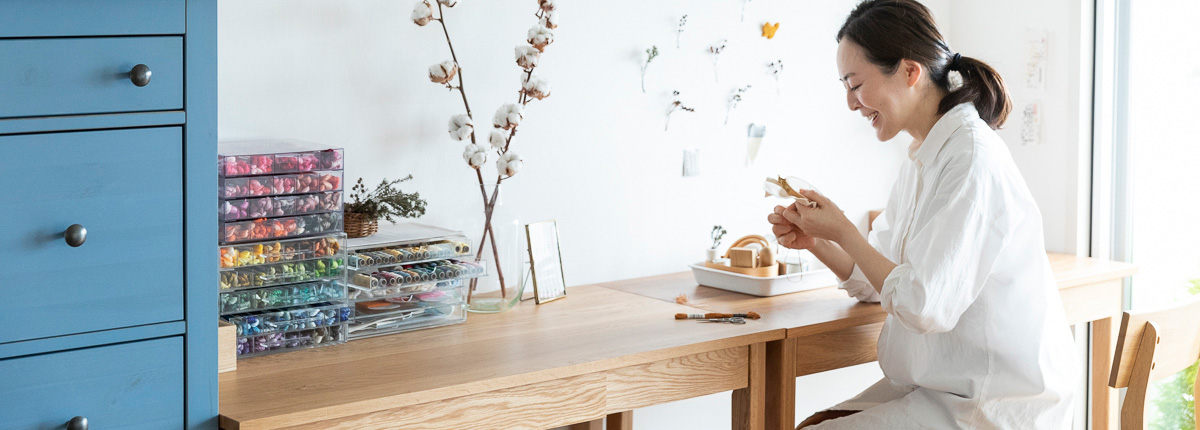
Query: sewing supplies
699 317 746 324
675 312 761 320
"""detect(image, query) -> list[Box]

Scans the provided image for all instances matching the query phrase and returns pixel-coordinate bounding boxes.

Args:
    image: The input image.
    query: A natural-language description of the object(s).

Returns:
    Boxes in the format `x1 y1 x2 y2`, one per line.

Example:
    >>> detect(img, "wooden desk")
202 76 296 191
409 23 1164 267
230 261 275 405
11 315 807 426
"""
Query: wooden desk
602 253 1135 430
219 285 783 430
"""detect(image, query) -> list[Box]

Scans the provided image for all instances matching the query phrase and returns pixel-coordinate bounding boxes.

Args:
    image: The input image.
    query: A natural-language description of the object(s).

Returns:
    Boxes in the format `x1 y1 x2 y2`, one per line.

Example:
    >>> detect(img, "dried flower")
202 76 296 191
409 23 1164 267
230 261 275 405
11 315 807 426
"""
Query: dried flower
448 114 474 141
768 59 783 95
640 45 659 93
725 85 751 125
521 74 552 100
496 152 523 177
665 90 696 131
462 143 488 168
346 176 427 222
527 25 554 52
493 103 524 129
676 15 688 48
515 45 541 69
540 10 559 29
428 60 458 84
708 40 727 82
438 0 458 6
489 130 507 150
412 0 434 26
538 0 556 12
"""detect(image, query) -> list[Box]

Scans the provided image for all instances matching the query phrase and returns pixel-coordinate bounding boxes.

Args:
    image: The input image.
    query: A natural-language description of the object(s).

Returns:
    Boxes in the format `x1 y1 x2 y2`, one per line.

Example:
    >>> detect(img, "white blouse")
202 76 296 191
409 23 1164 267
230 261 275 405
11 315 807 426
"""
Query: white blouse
812 103 1079 429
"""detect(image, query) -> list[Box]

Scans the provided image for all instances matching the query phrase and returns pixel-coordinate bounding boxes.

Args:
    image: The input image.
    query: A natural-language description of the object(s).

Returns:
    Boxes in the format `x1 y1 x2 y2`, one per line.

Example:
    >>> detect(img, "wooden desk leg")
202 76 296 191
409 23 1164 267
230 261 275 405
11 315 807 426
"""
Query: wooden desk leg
1091 317 1119 430
765 338 796 430
607 412 633 430
733 343 767 430
567 419 603 430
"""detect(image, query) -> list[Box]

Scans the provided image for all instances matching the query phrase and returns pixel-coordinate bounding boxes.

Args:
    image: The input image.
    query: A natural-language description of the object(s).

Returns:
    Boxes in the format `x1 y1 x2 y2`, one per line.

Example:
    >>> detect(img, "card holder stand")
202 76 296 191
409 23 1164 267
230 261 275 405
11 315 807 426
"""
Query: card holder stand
347 236 472 270
219 280 348 316
219 234 345 269
223 302 353 337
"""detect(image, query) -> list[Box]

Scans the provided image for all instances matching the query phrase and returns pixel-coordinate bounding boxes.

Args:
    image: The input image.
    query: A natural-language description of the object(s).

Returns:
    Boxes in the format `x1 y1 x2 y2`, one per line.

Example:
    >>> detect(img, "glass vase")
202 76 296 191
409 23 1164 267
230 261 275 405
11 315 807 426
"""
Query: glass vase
466 183 527 313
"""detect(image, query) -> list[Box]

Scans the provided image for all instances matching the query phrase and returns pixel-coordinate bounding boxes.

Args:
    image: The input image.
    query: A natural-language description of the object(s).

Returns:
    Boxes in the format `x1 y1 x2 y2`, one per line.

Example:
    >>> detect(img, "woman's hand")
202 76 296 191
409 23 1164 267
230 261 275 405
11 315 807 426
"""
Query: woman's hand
768 206 817 249
777 189 857 244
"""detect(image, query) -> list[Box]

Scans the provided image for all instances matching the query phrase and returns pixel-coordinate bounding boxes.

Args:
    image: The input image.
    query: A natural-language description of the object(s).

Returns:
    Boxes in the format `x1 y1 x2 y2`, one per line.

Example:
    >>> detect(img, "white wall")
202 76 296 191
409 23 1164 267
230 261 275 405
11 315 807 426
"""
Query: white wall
218 0 1090 427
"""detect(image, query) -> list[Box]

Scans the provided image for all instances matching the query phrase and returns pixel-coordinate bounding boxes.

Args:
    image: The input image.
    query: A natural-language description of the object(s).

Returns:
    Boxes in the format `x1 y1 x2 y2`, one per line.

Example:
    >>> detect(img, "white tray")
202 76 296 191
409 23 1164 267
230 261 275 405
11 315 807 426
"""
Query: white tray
689 262 839 297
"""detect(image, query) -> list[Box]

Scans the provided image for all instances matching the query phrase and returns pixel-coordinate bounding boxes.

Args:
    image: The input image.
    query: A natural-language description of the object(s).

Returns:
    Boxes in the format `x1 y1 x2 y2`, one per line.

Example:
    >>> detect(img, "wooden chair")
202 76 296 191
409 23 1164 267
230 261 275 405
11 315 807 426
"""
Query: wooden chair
1108 297 1200 429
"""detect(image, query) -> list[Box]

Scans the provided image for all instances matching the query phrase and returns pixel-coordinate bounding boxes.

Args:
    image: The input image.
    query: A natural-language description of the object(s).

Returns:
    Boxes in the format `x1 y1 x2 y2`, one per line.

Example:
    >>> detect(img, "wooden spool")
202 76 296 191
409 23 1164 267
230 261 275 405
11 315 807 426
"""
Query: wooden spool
704 235 779 277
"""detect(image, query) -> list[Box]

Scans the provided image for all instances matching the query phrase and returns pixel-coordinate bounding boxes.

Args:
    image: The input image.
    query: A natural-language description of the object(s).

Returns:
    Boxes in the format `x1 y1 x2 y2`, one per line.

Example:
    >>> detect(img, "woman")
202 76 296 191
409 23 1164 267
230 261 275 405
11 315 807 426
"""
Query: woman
767 1 1079 428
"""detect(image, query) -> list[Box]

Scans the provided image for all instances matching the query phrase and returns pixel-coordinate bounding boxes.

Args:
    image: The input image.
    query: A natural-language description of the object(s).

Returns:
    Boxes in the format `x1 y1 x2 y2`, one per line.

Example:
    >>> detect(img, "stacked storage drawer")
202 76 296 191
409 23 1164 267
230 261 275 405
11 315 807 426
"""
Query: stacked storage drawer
217 141 351 358
345 224 486 340
0 1 218 427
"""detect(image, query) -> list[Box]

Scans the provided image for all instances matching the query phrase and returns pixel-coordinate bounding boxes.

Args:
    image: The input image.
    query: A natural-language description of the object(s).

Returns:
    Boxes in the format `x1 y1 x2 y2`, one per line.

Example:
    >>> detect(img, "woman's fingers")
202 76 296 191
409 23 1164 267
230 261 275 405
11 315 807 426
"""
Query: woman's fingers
781 205 804 225
767 212 788 225
772 223 792 236
774 205 786 215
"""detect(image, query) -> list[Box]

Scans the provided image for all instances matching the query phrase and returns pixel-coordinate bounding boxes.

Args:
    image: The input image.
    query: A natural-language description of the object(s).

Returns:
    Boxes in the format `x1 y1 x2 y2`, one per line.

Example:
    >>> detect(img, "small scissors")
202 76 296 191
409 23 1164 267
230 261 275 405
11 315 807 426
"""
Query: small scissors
699 317 746 324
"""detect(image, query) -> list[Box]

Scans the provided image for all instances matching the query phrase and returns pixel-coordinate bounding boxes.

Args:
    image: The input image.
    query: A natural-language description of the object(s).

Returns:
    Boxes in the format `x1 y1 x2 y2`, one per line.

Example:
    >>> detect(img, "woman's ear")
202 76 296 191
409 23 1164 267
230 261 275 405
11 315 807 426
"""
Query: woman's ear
902 58 923 88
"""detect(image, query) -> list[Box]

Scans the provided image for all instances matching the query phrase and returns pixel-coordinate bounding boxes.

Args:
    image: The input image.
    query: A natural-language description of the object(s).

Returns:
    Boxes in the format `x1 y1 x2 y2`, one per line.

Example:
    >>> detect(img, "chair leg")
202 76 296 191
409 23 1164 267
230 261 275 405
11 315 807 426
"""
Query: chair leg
607 411 633 430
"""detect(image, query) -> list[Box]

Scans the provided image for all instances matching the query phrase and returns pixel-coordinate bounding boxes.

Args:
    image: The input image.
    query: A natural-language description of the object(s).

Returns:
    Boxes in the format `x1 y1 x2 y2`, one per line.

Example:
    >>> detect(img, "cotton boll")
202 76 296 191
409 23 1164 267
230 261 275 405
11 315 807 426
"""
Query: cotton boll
538 0 556 12
428 60 457 84
492 103 523 130
447 114 474 141
514 45 540 69
462 144 487 169
438 0 458 6
521 75 552 100
412 0 433 26
539 10 559 29
527 25 554 52
489 130 507 150
496 152 523 177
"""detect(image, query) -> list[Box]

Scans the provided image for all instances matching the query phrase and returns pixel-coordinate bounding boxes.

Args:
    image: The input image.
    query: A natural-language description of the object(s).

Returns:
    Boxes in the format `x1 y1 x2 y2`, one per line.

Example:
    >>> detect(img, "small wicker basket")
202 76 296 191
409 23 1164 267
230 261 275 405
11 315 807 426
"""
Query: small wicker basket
344 212 378 238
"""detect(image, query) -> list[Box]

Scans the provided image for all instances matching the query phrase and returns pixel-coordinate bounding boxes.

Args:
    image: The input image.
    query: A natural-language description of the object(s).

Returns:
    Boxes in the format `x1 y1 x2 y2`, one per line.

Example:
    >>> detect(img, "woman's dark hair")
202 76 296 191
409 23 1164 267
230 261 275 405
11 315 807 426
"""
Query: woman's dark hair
837 0 1011 129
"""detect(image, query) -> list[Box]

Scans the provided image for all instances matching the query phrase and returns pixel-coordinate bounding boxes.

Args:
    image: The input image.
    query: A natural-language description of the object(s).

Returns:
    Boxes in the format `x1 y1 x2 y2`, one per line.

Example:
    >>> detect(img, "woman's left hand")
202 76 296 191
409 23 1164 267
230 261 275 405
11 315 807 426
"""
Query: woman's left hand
780 189 857 244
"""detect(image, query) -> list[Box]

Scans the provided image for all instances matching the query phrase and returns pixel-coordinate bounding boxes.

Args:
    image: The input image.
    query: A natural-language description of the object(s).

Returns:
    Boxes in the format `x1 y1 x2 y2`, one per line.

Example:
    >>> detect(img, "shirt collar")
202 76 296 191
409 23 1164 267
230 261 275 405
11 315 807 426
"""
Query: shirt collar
910 102 978 166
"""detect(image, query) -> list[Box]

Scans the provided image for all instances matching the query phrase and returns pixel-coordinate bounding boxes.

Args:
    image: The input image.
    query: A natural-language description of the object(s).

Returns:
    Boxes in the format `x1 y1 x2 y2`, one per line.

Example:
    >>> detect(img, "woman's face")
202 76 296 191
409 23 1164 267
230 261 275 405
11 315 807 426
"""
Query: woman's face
836 40 919 142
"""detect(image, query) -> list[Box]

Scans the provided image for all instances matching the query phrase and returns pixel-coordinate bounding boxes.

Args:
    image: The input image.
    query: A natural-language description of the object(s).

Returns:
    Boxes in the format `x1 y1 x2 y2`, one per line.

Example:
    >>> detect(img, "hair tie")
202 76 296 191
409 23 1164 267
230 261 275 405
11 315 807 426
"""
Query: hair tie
950 53 962 71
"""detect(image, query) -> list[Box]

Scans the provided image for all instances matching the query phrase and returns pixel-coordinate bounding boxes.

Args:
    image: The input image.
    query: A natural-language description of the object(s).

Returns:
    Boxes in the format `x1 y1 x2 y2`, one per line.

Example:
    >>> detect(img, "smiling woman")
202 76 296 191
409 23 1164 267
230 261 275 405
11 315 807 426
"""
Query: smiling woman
766 0 1079 429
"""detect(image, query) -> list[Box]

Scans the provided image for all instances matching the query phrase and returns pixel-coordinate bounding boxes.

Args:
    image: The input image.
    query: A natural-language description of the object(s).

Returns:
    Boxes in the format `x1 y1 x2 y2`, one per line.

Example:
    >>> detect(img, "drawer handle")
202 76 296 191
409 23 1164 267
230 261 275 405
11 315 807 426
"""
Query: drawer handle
67 416 88 430
64 224 88 247
129 64 152 87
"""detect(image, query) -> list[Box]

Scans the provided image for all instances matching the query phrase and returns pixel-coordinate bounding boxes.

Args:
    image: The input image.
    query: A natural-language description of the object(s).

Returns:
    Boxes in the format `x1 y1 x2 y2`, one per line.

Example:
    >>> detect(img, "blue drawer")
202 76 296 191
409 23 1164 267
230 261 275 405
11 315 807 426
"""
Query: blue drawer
0 128 184 344
0 37 183 119
0 337 183 429
0 0 185 37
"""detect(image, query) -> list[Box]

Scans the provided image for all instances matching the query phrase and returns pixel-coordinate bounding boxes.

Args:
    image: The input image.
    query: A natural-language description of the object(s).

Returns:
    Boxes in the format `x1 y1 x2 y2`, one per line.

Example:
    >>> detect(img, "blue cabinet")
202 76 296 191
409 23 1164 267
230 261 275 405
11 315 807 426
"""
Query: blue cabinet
0 1 217 429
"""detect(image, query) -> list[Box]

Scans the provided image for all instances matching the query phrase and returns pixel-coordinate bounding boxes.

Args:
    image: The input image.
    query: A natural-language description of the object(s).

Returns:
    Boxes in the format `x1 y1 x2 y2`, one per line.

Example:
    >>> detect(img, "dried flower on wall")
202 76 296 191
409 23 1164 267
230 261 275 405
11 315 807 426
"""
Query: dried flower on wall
641 45 659 93
676 15 688 48
768 59 783 95
708 40 727 82
665 90 696 131
725 85 751 125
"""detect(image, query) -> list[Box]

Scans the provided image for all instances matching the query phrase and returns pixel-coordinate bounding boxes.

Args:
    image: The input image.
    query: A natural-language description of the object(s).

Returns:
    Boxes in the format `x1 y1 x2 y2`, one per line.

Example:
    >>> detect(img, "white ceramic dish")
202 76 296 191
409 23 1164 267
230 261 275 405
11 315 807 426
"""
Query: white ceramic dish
689 262 839 297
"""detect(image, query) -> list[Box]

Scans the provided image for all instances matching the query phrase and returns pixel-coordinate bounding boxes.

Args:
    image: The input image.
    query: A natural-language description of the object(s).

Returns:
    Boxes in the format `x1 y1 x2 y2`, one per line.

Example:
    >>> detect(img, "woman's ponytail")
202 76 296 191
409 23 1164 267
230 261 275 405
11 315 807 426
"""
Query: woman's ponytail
938 55 1012 129
838 0 1013 130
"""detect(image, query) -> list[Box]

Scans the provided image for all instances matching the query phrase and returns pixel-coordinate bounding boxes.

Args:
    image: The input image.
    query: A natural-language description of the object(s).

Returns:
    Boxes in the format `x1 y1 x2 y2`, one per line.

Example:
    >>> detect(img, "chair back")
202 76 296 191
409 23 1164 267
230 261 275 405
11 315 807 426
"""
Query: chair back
1108 297 1200 429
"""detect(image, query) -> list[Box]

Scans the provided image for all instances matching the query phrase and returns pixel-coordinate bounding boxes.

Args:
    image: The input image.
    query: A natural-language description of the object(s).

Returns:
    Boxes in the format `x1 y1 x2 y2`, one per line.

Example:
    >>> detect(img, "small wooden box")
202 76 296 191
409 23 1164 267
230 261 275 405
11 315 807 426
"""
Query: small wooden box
218 321 237 373
729 247 759 268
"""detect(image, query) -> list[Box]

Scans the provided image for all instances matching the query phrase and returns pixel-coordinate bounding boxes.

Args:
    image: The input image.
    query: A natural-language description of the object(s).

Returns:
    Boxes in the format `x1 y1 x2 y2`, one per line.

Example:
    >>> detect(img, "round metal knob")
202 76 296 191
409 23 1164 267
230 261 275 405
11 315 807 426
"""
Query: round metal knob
67 416 88 430
129 64 152 87
64 224 87 247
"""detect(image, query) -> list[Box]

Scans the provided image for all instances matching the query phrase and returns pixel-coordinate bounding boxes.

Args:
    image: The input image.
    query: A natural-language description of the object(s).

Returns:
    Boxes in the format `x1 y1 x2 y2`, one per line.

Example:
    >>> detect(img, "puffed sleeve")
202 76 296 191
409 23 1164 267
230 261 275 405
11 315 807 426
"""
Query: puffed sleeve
880 160 1019 334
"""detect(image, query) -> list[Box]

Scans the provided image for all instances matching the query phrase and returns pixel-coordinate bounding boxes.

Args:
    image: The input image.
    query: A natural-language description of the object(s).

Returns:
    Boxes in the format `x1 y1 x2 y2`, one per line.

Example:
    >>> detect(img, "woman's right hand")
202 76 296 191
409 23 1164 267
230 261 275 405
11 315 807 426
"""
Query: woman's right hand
768 205 817 249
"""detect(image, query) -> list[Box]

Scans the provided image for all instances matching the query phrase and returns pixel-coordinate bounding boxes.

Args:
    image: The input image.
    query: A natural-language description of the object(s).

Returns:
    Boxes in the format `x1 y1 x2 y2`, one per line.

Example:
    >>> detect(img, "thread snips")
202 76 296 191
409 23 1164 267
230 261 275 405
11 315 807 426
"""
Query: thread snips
699 317 746 324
